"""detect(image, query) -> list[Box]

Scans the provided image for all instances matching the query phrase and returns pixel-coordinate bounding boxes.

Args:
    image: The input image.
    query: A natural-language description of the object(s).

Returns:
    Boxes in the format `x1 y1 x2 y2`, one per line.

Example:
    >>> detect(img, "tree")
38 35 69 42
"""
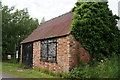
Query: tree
2 5 39 55
71 1 120 60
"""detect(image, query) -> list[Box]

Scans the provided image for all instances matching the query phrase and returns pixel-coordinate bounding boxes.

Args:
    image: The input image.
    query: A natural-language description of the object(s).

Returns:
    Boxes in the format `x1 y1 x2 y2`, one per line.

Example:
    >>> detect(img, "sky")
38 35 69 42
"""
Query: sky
1 0 120 23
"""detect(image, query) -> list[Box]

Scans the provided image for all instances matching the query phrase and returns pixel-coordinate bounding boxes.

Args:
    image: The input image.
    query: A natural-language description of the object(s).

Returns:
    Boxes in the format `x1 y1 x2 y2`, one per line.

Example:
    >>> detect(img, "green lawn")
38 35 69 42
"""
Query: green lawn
2 62 59 78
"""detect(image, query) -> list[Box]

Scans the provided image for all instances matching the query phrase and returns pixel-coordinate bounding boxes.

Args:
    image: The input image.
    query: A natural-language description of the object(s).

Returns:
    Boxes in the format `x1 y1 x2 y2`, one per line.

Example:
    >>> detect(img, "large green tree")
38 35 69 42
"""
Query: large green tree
2 5 39 54
71 1 120 60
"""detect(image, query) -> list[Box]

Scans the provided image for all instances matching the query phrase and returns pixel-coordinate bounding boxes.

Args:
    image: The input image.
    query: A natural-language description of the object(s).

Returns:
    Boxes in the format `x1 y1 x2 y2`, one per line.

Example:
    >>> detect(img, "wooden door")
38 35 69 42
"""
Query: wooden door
22 43 33 68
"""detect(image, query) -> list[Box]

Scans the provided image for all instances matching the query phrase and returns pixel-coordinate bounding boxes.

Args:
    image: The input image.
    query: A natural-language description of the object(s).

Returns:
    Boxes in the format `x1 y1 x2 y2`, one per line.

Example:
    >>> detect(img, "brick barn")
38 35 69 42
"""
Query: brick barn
20 12 91 72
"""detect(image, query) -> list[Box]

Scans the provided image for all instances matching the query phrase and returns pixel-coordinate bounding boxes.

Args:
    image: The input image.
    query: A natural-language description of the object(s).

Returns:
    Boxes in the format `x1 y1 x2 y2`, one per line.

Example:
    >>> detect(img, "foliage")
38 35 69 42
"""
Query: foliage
33 67 68 78
67 54 120 78
3 59 17 63
2 5 39 54
71 1 120 60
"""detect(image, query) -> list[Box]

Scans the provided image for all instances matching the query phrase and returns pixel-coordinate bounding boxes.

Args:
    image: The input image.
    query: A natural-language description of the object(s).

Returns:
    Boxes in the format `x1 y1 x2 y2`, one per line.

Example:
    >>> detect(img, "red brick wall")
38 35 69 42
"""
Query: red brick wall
69 34 81 70
69 35 91 70
33 36 70 72
33 41 41 68
21 34 91 73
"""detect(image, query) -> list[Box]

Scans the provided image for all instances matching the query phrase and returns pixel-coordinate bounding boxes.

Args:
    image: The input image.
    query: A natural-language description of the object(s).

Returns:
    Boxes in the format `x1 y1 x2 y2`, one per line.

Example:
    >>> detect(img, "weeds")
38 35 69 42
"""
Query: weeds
67 54 120 78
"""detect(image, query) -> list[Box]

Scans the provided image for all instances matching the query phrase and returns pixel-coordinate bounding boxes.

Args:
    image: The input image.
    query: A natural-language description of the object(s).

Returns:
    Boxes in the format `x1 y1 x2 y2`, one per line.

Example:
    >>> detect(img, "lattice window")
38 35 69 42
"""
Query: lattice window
40 39 57 63
41 43 48 61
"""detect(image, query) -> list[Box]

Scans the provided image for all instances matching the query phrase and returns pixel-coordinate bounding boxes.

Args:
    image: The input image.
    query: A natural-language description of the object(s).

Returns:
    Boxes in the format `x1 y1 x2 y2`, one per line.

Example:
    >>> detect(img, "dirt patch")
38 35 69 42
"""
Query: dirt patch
17 68 29 72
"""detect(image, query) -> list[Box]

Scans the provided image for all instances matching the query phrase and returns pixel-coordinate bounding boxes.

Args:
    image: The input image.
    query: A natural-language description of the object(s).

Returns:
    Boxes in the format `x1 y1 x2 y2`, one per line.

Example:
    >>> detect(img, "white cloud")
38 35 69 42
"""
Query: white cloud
2 0 77 22
108 0 119 15
1 0 120 23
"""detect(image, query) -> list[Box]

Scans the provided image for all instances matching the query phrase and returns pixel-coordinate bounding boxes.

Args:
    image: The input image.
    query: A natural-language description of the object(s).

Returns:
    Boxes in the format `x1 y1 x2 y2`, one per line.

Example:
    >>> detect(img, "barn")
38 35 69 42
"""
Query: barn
20 12 91 72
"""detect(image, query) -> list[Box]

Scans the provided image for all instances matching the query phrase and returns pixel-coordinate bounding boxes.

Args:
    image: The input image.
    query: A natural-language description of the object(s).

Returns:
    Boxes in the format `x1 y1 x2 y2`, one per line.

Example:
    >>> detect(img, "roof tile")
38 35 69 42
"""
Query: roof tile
22 12 73 43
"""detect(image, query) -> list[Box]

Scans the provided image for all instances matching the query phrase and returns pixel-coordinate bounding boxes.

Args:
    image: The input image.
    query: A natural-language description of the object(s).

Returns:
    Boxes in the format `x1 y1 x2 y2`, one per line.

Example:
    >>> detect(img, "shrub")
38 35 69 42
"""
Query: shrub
3 59 17 63
17 63 26 68
67 54 120 78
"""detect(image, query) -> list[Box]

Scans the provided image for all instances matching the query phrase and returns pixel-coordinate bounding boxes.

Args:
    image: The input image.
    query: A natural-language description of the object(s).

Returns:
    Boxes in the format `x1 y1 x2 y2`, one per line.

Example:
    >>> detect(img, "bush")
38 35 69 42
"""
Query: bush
17 64 26 68
71 1 120 60
67 54 120 78
3 59 17 63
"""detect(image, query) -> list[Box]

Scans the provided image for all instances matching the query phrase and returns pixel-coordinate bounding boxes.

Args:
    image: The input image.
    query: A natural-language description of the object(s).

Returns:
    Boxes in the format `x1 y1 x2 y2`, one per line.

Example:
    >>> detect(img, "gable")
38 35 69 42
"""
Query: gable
21 12 73 43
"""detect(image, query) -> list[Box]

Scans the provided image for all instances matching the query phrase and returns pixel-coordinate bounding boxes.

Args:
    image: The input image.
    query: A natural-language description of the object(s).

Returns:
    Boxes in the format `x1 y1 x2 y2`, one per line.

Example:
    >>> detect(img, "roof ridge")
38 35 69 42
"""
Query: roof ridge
40 11 72 26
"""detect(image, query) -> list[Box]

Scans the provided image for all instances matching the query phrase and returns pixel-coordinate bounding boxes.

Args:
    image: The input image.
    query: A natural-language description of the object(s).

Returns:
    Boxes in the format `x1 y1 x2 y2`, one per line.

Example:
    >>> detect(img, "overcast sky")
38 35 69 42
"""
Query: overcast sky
2 0 120 22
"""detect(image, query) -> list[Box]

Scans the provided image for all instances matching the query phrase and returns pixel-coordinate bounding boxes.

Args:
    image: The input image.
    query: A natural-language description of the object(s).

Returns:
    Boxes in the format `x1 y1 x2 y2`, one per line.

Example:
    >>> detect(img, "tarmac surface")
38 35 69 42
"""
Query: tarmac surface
1 72 17 78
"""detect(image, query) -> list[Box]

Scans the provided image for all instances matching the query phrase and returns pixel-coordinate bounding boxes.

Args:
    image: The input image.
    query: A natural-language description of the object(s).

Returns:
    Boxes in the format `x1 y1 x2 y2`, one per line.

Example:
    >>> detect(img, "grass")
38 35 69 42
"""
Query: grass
3 54 119 78
2 61 60 78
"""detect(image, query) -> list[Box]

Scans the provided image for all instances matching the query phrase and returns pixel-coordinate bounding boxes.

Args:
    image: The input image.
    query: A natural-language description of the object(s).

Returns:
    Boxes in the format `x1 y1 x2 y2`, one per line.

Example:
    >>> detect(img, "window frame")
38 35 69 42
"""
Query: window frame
40 39 57 63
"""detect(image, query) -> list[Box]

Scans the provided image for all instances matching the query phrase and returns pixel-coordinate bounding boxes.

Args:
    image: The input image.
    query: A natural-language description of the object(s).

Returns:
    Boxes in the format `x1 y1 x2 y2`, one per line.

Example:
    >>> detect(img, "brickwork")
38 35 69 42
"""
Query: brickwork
33 41 41 68
21 34 91 73
69 34 91 70
32 36 70 72
20 45 22 64
69 34 81 70
56 36 70 72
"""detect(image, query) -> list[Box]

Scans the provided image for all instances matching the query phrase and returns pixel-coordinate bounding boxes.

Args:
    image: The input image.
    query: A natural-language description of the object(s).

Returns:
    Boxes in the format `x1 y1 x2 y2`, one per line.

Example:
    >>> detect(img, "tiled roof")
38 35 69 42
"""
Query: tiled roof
21 12 73 43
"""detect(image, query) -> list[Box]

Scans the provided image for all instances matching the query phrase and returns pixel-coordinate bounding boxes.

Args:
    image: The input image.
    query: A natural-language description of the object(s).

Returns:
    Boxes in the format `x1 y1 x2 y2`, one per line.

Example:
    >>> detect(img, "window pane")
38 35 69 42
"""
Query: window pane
41 39 57 62
48 42 56 62
41 43 47 61
48 57 56 62
48 39 57 43
41 40 47 44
